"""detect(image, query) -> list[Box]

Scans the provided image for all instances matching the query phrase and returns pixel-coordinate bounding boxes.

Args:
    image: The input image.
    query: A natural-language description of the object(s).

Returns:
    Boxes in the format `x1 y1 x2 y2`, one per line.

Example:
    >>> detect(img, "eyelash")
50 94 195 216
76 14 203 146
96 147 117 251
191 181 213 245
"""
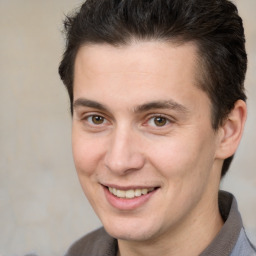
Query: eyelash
145 114 173 128
83 114 109 126
81 113 174 129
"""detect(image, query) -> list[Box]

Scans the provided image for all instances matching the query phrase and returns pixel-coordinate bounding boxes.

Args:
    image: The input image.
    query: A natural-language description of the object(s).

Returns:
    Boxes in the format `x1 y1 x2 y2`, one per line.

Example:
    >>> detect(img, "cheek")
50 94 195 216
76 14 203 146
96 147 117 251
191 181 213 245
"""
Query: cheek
148 132 216 181
72 130 105 177
71 131 106 207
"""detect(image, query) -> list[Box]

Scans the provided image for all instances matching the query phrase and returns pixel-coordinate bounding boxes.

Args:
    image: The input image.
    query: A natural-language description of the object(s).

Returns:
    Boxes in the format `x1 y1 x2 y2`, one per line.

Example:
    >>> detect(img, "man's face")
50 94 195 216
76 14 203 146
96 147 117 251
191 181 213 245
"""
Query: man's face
72 41 223 242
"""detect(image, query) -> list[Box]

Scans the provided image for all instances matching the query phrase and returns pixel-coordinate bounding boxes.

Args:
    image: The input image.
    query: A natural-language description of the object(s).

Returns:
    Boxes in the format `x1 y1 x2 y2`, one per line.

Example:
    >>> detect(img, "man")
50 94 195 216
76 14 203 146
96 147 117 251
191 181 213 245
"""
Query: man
59 0 256 255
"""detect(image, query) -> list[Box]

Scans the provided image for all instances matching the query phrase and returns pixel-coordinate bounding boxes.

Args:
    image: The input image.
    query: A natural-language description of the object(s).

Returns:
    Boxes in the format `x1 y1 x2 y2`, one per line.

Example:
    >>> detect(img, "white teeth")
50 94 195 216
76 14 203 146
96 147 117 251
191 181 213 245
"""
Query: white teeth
108 187 154 199
117 190 126 198
125 190 135 199
141 189 147 195
135 189 142 197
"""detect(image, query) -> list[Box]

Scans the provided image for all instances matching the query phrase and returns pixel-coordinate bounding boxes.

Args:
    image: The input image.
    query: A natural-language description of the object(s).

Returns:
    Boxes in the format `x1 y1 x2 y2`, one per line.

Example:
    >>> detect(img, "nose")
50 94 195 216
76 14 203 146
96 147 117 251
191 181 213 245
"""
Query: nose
104 128 145 175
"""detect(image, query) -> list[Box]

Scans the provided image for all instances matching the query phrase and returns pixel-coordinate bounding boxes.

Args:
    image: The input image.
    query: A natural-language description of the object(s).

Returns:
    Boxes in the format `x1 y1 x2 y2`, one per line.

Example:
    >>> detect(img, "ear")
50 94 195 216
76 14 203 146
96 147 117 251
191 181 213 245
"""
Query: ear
215 100 247 160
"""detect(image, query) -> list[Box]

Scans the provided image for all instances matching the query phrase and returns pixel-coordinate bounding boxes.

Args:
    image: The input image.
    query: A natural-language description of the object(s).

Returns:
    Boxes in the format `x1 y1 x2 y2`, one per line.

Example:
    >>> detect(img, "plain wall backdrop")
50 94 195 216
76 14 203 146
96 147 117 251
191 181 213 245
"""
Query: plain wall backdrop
0 0 255 255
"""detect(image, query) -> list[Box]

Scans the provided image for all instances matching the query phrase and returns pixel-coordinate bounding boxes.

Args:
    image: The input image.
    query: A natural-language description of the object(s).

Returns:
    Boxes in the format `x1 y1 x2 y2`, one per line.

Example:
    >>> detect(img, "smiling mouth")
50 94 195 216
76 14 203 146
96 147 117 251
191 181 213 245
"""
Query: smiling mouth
108 187 156 199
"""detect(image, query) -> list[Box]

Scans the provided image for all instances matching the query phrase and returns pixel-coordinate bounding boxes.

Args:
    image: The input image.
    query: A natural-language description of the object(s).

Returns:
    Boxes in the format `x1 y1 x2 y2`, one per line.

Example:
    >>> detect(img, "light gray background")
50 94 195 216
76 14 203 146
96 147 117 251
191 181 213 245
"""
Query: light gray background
0 0 255 255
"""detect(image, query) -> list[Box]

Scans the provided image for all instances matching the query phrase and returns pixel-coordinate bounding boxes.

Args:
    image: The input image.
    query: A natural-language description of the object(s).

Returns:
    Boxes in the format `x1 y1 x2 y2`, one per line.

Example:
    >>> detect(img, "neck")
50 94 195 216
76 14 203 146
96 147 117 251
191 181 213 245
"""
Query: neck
117 191 223 256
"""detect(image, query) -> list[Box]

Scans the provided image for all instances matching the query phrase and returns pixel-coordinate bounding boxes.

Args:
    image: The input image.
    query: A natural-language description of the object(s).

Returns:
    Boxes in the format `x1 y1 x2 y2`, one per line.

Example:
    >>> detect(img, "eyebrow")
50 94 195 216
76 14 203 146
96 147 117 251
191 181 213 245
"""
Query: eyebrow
73 98 109 112
134 100 189 114
73 98 189 115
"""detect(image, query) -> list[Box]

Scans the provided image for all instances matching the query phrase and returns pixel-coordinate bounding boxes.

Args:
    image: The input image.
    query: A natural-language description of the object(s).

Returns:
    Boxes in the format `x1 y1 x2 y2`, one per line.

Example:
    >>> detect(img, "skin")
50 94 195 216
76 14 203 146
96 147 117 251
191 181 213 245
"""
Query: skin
72 41 247 256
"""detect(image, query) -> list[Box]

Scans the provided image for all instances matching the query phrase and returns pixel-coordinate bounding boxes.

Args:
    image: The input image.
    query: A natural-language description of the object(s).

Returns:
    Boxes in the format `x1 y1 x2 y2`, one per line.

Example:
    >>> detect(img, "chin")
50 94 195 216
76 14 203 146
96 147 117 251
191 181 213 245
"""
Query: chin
107 228 155 242
102 216 161 242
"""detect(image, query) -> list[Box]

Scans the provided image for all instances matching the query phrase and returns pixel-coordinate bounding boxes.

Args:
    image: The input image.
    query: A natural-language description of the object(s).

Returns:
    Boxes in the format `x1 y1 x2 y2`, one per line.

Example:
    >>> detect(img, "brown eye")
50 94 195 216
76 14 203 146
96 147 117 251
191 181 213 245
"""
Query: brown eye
153 116 167 127
88 115 105 125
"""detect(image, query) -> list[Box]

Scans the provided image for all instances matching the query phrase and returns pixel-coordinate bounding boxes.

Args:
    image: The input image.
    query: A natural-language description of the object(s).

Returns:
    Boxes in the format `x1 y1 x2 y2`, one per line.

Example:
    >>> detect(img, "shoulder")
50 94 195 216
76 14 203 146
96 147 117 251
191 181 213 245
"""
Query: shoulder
64 227 118 256
230 228 256 256
201 191 256 256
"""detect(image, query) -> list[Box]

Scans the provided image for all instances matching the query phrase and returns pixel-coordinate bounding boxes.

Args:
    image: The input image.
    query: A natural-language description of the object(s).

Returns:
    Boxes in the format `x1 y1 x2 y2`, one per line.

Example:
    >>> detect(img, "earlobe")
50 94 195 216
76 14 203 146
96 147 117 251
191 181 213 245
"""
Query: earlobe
215 100 247 159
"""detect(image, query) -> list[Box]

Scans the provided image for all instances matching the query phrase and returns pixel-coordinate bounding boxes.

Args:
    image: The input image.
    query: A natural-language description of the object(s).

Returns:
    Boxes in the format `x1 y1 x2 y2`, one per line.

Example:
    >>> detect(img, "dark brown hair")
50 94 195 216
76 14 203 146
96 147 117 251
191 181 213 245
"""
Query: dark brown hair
59 0 247 177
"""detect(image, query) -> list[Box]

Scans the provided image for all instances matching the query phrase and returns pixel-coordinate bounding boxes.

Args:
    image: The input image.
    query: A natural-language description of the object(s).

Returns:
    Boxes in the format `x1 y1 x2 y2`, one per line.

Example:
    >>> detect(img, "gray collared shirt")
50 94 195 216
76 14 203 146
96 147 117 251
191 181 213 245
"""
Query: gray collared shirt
200 191 256 256
65 191 256 256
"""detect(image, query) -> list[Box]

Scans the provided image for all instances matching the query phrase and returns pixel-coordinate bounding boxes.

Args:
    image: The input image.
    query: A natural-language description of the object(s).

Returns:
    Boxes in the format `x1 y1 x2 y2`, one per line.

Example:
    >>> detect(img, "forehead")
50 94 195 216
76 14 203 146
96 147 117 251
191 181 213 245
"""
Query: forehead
74 41 199 81
73 41 209 113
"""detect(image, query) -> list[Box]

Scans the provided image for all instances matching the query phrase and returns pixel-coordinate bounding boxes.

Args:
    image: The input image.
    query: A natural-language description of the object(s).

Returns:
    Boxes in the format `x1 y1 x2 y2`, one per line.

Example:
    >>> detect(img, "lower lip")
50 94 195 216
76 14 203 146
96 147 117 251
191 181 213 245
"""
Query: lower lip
103 186 158 211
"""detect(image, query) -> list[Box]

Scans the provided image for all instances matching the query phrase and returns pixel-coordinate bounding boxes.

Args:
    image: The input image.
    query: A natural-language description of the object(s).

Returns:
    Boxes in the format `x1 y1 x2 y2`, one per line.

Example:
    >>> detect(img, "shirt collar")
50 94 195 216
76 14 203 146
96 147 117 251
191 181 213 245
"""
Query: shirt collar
200 190 243 256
